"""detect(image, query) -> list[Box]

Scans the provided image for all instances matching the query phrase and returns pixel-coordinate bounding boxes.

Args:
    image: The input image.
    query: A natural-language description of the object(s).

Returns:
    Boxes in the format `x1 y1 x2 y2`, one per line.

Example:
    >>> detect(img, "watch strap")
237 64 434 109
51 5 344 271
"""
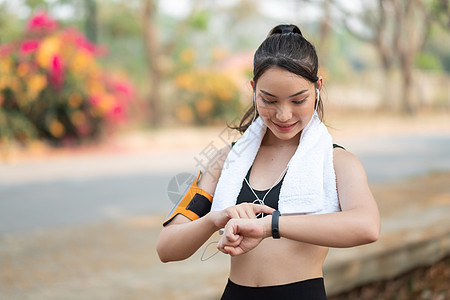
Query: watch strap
271 210 281 239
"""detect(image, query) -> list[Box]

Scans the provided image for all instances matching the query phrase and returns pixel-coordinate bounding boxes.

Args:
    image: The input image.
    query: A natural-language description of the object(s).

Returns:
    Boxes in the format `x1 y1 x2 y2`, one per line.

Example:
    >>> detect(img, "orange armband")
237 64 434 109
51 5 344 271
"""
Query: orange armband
163 171 213 226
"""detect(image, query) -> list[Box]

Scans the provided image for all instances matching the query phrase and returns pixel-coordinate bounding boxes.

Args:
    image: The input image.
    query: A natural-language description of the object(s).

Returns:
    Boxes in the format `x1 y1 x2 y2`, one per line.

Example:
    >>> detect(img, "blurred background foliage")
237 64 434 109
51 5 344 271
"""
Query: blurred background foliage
0 0 449 146
0 10 135 145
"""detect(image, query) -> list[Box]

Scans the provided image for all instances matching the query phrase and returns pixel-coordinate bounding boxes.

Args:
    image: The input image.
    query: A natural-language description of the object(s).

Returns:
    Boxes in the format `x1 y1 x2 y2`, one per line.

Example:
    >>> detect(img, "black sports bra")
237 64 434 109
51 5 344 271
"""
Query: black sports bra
235 166 284 212
234 144 344 214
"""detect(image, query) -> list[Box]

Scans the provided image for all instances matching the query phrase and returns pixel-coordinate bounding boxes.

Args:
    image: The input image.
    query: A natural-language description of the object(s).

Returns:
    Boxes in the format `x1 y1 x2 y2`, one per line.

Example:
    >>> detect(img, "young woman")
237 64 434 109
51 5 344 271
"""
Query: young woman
157 24 380 299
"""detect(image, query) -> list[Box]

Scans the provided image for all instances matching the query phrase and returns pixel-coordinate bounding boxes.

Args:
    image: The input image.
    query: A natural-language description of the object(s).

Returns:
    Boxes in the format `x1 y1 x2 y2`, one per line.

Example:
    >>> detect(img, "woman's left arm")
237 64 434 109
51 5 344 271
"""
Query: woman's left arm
218 148 381 255
277 148 380 247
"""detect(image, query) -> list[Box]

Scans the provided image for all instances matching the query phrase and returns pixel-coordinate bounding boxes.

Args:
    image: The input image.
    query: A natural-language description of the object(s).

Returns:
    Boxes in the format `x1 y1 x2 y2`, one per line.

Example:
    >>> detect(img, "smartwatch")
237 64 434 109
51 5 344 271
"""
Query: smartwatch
271 210 281 239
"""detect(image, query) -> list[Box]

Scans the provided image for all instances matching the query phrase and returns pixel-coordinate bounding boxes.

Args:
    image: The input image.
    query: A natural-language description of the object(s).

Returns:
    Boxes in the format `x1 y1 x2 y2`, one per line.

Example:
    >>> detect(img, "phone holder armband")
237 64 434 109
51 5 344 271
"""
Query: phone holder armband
163 171 213 226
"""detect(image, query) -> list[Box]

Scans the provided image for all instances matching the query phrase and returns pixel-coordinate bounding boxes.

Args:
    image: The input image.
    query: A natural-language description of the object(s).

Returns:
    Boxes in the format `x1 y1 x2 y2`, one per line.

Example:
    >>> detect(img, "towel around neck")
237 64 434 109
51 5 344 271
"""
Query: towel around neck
211 112 341 215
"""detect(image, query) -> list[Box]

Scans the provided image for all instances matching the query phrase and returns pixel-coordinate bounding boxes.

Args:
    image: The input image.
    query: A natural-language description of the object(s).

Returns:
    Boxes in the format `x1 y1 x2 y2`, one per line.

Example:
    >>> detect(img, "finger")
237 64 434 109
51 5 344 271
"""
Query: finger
224 231 243 247
234 204 249 219
217 237 235 254
246 204 258 219
218 240 238 255
217 241 228 254
225 207 239 220
252 204 275 215
224 246 244 256
225 231 239 243
237 206 252 219
240 203 258 219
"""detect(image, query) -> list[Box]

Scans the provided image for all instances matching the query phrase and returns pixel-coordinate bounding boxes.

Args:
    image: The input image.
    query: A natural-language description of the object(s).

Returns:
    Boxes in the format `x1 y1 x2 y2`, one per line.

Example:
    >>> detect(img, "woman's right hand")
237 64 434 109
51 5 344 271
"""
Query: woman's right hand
208 203 275 230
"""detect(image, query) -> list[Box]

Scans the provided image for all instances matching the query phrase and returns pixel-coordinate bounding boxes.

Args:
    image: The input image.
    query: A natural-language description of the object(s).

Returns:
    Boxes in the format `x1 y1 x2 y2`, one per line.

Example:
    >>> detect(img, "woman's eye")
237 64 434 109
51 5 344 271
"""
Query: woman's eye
293 99 307 105
261 98 276 104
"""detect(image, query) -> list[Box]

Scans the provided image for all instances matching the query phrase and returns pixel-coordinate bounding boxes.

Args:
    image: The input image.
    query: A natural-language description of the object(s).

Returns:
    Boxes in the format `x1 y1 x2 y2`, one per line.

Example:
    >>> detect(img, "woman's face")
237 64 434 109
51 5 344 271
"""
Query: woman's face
252 67 321 143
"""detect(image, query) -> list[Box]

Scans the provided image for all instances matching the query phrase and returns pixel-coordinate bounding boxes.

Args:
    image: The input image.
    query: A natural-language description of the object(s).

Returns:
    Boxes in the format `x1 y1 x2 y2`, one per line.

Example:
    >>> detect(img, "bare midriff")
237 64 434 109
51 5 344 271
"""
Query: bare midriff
229 238 328 287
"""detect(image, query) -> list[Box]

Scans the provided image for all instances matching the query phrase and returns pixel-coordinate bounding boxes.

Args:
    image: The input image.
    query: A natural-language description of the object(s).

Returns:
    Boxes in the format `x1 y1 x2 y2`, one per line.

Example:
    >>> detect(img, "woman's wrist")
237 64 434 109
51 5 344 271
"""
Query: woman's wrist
205 211 222 231
262 215 273 239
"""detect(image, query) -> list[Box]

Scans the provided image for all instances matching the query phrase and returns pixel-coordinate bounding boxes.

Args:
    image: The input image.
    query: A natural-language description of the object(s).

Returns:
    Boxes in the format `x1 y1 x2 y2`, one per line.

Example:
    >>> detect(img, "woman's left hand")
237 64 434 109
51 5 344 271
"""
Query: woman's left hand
217 217 270 256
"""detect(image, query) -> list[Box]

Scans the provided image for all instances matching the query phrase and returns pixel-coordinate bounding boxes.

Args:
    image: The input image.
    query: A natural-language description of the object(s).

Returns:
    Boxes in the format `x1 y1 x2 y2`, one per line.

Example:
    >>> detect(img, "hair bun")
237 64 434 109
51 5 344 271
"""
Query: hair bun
268 24 302 37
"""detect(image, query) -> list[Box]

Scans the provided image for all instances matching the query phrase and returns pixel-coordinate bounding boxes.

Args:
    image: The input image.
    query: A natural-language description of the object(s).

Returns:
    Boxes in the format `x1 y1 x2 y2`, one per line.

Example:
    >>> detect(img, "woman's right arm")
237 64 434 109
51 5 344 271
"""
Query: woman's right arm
156 145 230 263
157 204 273 262
156 145 274 262
156 211 220 262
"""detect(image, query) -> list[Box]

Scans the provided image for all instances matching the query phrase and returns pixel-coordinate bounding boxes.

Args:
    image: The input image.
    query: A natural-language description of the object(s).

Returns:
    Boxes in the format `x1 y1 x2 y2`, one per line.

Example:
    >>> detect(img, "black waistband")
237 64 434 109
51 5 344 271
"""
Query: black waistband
221 277 327 300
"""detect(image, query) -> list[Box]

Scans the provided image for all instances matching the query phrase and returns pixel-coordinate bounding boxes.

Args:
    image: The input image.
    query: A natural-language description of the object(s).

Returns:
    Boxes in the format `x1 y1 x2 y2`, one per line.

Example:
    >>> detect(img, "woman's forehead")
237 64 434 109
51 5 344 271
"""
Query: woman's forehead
257 67 313 92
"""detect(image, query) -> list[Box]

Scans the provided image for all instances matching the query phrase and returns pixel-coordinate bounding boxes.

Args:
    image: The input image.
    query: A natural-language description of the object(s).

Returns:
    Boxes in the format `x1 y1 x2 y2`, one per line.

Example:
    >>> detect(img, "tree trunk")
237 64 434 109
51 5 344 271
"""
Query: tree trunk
372 0 397 110
142 0 162 126
338 0 432 114
84 0 97 43
400 52 416 114
379 67 398 111
318 0 333 69
397 0 429 114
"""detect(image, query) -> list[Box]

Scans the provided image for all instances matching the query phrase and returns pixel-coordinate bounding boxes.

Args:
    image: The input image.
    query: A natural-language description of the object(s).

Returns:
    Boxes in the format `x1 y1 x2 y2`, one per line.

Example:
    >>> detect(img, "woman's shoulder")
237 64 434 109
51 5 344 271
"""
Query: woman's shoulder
333 145 367 179
197 144 232 195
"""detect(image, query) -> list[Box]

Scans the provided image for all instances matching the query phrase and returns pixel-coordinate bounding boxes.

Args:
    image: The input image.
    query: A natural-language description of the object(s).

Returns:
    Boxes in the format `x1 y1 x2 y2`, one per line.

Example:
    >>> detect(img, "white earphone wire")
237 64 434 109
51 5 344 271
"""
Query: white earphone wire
252 91 257 123
315 88 320 111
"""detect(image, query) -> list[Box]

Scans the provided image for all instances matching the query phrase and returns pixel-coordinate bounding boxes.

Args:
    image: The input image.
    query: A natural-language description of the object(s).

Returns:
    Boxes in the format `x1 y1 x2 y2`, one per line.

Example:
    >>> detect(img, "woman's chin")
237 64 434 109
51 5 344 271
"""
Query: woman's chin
269 126 302 141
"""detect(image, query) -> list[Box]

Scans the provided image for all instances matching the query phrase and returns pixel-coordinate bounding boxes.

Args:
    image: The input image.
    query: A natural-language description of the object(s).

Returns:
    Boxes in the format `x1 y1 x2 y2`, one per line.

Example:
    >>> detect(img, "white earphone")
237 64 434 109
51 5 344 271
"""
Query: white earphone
252 91 257 122
315 88 320 110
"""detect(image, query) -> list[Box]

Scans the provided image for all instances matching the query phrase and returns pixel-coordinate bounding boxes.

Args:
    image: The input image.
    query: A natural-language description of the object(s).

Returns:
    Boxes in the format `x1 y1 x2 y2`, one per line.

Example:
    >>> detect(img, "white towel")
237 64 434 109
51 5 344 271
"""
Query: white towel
211 112 340 215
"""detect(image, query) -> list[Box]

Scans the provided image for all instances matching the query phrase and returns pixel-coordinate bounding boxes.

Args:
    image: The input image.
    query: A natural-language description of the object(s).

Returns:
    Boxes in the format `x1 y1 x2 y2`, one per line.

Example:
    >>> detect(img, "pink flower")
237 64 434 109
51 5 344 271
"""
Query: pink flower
114 80 135 99
75 35 96 54
20 40 40 55
89 95 98 106
75 35 108 56
27 11 58 33
111 105 124 117
107 103 127 123
62 28 107 56
49 55 64 90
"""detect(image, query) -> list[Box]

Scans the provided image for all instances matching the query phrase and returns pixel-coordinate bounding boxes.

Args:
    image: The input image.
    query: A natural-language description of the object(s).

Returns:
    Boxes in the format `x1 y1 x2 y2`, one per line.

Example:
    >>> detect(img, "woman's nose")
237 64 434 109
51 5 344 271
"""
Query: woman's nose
276 105 292 122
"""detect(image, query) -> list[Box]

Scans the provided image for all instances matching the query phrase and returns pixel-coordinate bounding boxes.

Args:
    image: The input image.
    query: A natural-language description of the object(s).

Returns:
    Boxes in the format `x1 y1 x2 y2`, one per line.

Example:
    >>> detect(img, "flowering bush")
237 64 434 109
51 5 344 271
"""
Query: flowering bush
174 67 242 125
0 11 135 145
170 47 243 125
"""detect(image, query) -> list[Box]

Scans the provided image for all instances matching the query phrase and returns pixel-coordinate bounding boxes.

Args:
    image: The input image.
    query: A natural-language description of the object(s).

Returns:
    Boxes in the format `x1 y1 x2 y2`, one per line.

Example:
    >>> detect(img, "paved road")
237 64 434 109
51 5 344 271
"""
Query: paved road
344 133 450 183
0 133 449 235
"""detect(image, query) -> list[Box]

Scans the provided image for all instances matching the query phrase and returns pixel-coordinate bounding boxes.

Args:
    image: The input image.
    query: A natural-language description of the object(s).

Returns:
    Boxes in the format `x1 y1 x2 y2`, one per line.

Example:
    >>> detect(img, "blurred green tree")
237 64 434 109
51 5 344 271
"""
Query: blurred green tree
84 0 98 42
140 0 234 126
0 3 24 44
334 0 449 114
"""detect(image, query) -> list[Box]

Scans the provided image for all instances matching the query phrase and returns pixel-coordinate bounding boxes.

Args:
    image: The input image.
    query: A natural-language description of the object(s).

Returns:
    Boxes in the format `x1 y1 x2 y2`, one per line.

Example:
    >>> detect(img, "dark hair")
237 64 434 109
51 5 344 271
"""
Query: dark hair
233 24 322 133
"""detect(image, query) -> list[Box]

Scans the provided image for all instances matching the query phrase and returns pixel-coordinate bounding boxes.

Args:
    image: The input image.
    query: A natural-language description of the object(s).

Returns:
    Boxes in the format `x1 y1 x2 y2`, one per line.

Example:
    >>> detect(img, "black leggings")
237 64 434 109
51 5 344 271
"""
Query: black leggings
221 277 328 300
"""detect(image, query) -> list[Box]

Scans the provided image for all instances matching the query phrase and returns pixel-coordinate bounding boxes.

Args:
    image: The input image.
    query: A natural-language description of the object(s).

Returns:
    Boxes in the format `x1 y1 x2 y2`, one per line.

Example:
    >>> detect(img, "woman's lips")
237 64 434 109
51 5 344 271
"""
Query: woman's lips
273 121 298 132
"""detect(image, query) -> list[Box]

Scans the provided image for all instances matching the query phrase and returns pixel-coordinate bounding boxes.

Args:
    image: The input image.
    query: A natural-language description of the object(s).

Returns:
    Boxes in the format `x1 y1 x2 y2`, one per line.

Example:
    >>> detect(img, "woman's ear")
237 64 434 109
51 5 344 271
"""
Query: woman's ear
250 79 255 90
316 76 323 91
